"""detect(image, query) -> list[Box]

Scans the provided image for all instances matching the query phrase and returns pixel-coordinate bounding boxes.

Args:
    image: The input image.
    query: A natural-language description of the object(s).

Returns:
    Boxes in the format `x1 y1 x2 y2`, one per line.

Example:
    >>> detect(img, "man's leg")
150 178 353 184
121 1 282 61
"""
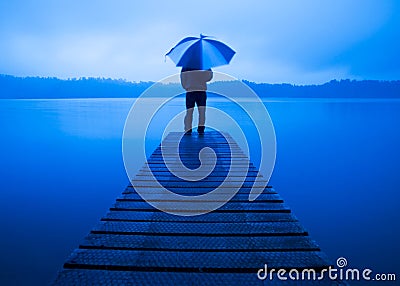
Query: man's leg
185 92 195 133
197 91 207 134
198 106 206 134
184 108 194 133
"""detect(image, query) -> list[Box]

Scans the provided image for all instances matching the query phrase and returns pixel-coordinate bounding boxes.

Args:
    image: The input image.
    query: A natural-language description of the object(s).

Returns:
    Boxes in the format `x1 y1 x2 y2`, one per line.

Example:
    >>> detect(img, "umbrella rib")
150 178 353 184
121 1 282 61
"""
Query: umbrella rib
168 39 199 66
176 39 202 68
166 37 198 56
202 40 229 67
203 38 235 62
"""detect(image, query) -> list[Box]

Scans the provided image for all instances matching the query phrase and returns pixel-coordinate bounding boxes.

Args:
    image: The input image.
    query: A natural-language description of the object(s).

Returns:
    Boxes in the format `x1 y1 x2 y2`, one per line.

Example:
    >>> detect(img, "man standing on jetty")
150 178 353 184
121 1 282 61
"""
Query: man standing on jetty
166 34 234 134
180 68 213 135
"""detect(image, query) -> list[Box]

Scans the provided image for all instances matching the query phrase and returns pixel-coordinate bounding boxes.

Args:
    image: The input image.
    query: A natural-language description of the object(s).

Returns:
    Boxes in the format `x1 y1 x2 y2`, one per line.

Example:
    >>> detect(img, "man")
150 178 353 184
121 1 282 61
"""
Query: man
180 67 213 135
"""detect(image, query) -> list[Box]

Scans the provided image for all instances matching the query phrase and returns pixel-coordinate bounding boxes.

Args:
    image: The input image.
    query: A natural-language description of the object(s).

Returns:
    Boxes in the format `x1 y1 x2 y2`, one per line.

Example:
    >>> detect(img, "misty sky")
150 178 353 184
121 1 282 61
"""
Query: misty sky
0 0 399 84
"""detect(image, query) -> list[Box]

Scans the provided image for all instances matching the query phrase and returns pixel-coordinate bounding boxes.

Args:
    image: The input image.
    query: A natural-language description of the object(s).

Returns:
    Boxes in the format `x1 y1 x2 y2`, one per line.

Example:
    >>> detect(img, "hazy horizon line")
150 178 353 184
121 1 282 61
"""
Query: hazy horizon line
1 73 399 87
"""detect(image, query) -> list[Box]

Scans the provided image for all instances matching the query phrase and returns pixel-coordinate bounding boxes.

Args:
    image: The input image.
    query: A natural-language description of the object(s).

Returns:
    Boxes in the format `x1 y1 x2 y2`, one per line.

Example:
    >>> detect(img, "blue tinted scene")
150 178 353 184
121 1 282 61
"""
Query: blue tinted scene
0 1 399 285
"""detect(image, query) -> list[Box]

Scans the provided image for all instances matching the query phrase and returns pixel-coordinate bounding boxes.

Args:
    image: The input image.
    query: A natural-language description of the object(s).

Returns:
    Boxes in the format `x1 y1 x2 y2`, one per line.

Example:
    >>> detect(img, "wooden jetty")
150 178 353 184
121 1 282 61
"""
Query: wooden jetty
53 131 346 285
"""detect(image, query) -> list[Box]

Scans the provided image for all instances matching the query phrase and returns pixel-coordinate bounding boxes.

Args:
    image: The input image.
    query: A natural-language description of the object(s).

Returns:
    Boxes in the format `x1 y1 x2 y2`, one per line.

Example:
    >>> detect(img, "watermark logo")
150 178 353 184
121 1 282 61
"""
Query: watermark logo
336 257 348 268
257 257 396 282
122 72 276 216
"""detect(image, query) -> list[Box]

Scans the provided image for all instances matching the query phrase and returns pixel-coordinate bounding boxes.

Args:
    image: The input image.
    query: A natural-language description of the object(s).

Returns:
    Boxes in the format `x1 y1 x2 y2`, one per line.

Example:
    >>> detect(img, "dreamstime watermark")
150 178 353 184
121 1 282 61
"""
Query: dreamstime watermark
122 72 276 216
257 257 396 282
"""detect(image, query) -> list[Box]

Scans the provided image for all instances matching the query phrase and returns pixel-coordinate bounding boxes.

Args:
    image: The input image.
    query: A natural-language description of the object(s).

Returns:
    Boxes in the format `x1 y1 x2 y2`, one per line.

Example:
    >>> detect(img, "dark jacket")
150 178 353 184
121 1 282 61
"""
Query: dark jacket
180 68 213 92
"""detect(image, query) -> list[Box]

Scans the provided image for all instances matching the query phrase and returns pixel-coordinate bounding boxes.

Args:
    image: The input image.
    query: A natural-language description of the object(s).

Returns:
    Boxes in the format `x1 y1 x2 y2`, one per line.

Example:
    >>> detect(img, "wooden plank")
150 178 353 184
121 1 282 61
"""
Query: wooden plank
151 153 248 157
132 177 268 184
143 161 253 166
91 221 307 236
133 175 268 182
63 249 331 271
130 181 269 188
123 186 276 195
52 269 347 286
119 192 283 202
141 166 257 172
101 211 298 223
81 234 320 251
111 201 290 213
138 169 263 177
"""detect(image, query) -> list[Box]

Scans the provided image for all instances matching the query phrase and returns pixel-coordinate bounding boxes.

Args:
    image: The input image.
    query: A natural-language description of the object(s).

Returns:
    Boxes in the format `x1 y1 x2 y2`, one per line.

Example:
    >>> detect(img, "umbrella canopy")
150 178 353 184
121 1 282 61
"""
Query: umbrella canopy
166 34 235 70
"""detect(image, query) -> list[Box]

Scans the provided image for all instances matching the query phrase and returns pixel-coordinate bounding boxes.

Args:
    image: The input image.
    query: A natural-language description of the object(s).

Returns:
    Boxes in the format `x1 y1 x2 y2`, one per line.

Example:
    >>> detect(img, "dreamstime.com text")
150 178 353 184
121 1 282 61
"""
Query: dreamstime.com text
257 257 396 282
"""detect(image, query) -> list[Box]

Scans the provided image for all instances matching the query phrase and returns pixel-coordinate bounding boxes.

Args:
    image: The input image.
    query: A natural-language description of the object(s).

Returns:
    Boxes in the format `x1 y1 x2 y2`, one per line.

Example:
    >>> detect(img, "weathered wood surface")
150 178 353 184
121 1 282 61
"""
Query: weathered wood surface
53 131 346 285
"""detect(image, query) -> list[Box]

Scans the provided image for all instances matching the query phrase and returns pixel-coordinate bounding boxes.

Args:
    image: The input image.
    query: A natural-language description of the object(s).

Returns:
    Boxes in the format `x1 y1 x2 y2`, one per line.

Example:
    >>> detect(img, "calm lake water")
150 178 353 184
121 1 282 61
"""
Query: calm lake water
0 98 399 285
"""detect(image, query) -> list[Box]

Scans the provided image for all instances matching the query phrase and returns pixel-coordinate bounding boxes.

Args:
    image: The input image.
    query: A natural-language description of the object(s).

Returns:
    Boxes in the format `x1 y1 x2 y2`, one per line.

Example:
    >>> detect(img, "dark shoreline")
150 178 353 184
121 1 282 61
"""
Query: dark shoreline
1 74 399 99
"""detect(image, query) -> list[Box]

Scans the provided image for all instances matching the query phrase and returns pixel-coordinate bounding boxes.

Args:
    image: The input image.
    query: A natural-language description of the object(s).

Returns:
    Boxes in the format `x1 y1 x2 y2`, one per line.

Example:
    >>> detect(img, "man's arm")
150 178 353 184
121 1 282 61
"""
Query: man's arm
180 71 189 91
206 69 213 82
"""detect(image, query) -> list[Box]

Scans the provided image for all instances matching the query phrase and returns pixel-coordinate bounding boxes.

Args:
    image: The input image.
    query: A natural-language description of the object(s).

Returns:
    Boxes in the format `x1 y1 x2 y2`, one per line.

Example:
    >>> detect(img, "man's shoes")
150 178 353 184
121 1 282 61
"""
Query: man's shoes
197 126 205 135
184 129 192 135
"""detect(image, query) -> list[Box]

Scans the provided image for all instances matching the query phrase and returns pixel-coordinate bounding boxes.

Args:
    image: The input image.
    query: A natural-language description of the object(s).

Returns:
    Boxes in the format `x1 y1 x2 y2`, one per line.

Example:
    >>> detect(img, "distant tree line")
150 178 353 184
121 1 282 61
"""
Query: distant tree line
0 74 154 99
1 74 399 99
243 79 400 98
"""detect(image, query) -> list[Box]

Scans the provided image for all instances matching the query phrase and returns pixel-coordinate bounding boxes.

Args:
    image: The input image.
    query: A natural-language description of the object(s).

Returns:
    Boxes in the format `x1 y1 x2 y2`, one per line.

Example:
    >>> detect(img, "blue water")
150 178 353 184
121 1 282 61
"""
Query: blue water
0 98 399 285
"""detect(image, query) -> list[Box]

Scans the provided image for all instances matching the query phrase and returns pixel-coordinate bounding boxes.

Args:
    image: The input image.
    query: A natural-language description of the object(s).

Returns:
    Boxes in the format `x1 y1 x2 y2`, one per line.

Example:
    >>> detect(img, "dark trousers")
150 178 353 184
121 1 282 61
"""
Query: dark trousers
185 91 206 132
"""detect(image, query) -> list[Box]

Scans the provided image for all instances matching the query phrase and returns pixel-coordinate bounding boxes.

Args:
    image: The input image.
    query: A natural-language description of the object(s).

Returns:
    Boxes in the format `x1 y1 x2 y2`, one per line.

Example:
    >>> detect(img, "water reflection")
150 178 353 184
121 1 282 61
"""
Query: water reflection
0 98 399 285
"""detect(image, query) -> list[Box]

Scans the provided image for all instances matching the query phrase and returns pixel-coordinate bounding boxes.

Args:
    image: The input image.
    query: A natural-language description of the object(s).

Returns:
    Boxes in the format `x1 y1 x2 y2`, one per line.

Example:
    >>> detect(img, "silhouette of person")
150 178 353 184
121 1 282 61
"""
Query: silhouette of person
180 68 213 135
